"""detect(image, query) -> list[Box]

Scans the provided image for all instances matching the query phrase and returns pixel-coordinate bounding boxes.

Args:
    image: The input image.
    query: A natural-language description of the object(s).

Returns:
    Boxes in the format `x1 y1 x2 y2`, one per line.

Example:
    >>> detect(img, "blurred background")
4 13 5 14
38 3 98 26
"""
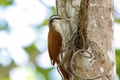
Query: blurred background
0 0 120 80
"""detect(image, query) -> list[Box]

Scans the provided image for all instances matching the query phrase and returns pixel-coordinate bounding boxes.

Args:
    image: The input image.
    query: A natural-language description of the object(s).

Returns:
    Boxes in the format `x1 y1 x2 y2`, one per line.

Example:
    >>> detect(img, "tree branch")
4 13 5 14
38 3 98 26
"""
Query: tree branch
56 0 115 80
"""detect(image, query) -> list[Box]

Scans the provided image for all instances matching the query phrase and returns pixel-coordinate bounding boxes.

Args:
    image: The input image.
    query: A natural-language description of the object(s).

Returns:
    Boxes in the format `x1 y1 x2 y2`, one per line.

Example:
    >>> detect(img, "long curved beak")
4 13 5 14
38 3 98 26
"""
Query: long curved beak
61 17 73 21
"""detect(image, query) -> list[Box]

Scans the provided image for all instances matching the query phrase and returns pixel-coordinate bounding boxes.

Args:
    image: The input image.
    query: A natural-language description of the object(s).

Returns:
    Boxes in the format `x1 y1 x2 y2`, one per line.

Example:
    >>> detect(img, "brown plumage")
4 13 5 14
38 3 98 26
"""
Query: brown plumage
48 26 62 65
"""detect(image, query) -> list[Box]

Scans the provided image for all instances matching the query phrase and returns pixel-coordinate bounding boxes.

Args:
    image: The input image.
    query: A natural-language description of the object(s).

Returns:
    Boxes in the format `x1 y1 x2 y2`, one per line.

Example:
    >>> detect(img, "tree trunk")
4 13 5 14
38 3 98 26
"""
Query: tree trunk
56 0 115 80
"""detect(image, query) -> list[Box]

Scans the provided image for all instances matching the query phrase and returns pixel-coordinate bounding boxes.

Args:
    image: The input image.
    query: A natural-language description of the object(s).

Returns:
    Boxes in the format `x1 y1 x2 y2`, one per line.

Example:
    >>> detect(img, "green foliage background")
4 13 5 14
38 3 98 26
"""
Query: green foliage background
0 0 55 80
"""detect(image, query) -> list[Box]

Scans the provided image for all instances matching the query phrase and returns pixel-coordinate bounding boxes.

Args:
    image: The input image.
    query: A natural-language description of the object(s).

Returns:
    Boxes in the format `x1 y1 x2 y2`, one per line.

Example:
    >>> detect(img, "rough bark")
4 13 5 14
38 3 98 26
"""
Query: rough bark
56 0 115 80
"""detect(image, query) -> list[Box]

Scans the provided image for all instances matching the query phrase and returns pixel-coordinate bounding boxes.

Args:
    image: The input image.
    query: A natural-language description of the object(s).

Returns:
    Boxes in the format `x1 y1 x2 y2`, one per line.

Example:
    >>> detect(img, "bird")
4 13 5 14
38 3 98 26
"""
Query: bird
48 15 62 65
48 15 69 79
